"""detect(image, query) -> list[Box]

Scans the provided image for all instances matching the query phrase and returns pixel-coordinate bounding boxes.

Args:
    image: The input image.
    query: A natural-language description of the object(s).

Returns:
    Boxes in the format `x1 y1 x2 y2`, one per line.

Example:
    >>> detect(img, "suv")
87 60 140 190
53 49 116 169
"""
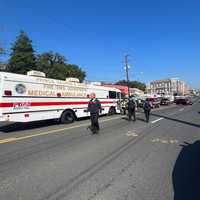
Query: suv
146 98 160 108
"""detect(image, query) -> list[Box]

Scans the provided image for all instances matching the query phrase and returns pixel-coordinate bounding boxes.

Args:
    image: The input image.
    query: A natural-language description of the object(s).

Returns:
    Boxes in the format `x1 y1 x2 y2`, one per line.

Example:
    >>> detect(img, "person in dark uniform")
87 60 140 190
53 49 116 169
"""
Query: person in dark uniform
87 93 102 134
127 97 137 121
143 98 152 122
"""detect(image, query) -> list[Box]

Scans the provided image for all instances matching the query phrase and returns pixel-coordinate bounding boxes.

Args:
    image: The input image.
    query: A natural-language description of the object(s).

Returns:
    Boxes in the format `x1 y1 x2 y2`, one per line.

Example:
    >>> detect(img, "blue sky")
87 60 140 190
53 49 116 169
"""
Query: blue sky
0 0 200 88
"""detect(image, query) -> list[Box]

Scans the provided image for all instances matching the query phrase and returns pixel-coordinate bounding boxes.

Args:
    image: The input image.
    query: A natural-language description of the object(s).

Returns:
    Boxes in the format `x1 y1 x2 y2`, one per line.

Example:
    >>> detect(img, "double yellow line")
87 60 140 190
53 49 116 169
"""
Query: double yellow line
0 116 121 145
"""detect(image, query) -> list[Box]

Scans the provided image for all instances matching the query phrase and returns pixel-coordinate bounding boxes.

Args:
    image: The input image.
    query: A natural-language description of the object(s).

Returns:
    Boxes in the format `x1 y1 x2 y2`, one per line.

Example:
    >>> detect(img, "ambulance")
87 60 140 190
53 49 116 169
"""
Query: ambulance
0 71 121 123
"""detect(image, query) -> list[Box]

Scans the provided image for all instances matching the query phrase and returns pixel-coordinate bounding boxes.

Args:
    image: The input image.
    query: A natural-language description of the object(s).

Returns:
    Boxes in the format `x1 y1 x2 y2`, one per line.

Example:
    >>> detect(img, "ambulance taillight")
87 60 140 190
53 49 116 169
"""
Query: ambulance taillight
4 90 12 96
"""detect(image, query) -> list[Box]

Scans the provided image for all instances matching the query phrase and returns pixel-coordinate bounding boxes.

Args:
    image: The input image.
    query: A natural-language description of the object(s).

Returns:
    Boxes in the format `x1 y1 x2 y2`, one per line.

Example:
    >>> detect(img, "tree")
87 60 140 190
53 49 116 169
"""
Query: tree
36 52 67 80
36 52 86 82
65 64 86 82
115 80 146 91
7 30 36 74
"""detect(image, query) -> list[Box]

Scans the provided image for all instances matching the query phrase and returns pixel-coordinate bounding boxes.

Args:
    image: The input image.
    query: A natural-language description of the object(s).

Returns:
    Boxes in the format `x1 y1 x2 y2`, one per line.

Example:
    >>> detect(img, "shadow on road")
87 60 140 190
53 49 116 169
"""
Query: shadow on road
121 116 129 121
121 116 146 122
173 141 200 200
151 113 200 128
0 115 106 133
0 120 59 133
136 117 146 122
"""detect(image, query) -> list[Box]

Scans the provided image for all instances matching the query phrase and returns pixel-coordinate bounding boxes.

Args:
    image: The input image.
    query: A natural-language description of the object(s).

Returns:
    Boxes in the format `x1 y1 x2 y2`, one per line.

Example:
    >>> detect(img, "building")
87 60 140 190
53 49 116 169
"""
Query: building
129 87 144 96
149 78 189 96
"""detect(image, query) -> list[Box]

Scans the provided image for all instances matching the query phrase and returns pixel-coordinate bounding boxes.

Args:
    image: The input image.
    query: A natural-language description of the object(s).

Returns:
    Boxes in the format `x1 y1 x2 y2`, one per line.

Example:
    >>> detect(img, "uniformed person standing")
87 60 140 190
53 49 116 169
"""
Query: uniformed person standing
120 99 127 115
127 98 137 121
143 98 151 123
87 93 102 134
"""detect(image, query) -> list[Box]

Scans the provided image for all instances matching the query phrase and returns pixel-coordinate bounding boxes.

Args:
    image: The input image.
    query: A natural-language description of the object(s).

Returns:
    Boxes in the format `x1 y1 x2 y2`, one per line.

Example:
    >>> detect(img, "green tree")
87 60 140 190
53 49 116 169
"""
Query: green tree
7 30 36 74
36 52 66 80
36 52 86 82
115 80 146 91
65 64 86 82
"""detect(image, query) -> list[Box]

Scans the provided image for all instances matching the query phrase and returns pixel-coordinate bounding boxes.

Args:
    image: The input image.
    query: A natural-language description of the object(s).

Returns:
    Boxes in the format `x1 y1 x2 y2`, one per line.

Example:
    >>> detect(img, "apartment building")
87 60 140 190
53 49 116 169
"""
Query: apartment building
149 78 189 95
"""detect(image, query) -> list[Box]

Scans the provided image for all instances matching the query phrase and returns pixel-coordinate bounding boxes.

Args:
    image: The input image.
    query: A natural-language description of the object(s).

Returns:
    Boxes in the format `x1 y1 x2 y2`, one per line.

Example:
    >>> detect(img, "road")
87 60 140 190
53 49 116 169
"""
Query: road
0 98 199 200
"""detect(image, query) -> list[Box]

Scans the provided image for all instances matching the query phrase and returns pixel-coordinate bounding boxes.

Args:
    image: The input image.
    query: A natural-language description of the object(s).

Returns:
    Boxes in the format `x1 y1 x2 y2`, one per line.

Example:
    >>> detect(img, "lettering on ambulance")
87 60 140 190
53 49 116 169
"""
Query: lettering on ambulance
43 84 54 90
27 89 87 97
28 83 87 97
28 90 56 96
13 102 31 110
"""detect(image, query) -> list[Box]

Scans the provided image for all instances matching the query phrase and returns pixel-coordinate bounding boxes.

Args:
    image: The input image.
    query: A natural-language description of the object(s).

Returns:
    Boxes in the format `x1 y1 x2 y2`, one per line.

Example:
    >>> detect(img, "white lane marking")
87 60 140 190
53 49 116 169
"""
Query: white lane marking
179 108 184 111
151 118 164 124
167 112 177 116
151 138 178 144
126 131 138 137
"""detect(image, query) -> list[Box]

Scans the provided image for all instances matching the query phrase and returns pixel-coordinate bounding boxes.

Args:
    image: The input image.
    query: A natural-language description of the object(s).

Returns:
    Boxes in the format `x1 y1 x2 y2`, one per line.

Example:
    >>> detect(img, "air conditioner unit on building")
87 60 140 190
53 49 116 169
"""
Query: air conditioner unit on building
27 70 46 77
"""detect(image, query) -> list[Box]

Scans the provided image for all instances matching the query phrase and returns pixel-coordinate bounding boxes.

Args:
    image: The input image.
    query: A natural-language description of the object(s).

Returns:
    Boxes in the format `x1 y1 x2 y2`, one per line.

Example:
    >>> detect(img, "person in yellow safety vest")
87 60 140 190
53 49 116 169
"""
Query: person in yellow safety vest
120 98 128 115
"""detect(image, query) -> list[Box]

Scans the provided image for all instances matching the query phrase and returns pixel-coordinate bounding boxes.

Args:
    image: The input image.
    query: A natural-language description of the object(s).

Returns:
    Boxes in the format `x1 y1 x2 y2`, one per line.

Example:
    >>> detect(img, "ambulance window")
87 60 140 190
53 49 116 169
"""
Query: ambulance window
121 93 126 99
117 92 121 99
109 91 116 99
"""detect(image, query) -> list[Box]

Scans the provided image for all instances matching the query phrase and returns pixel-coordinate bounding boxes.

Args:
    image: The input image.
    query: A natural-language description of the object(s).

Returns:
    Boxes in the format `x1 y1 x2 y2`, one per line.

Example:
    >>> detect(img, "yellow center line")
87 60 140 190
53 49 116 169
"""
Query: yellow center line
0 116 122 145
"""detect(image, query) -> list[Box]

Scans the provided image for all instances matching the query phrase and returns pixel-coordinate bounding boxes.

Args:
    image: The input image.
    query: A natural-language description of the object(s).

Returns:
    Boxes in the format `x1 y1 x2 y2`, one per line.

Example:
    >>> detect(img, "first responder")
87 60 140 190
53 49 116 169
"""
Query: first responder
143 98 152 122
127 97 137 121
87 93 102 134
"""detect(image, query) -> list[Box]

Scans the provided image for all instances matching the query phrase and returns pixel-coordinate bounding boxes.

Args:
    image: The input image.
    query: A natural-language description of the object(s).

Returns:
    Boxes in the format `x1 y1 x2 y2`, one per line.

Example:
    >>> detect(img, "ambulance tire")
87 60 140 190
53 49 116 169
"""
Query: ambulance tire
60 110 75 124
108 107 116 115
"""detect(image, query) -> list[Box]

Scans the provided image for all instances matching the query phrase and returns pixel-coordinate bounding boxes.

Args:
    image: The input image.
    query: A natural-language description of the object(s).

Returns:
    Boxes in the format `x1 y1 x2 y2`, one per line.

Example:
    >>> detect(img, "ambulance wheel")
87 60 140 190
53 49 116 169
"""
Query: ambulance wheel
60 110 75 124
108 107 116 115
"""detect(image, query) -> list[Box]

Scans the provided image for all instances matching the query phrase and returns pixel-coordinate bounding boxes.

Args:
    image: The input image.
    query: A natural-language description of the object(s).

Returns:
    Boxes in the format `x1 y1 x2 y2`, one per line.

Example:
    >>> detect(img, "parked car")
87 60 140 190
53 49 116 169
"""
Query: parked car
176 98 193 105
146 98 160 108
160 98 171 105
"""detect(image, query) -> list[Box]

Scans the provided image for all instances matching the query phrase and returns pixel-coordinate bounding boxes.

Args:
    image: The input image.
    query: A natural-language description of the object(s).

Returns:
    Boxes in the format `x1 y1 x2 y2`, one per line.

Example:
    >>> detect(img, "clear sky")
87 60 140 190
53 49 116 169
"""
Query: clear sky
0 0 200 88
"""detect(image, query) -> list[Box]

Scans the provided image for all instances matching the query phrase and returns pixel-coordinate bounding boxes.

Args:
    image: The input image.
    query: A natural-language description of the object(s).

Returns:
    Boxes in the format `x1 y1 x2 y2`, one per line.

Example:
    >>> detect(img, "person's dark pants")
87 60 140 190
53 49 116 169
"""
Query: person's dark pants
90 113 99 134
128 109 136 121
144 110 150 122
122 108 126 115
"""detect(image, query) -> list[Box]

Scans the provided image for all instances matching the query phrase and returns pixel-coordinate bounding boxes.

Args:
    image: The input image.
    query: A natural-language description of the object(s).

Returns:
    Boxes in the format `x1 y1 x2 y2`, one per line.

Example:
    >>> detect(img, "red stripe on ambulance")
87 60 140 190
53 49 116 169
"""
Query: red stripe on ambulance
0 101 116 108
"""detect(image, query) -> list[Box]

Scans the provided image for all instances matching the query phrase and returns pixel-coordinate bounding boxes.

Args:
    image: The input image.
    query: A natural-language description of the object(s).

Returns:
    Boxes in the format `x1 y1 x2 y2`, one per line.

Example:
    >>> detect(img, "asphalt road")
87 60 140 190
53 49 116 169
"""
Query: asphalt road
0 98 199 200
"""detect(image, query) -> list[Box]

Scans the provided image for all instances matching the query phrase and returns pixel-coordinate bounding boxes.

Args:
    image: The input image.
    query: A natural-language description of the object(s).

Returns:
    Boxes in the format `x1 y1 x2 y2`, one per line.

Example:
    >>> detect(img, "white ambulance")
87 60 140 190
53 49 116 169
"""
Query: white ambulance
0 71 121 123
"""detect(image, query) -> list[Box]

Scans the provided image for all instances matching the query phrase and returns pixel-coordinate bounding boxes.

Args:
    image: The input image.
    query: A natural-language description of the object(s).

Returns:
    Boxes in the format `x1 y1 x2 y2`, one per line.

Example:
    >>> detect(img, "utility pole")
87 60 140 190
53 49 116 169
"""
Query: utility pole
124 54 130 97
